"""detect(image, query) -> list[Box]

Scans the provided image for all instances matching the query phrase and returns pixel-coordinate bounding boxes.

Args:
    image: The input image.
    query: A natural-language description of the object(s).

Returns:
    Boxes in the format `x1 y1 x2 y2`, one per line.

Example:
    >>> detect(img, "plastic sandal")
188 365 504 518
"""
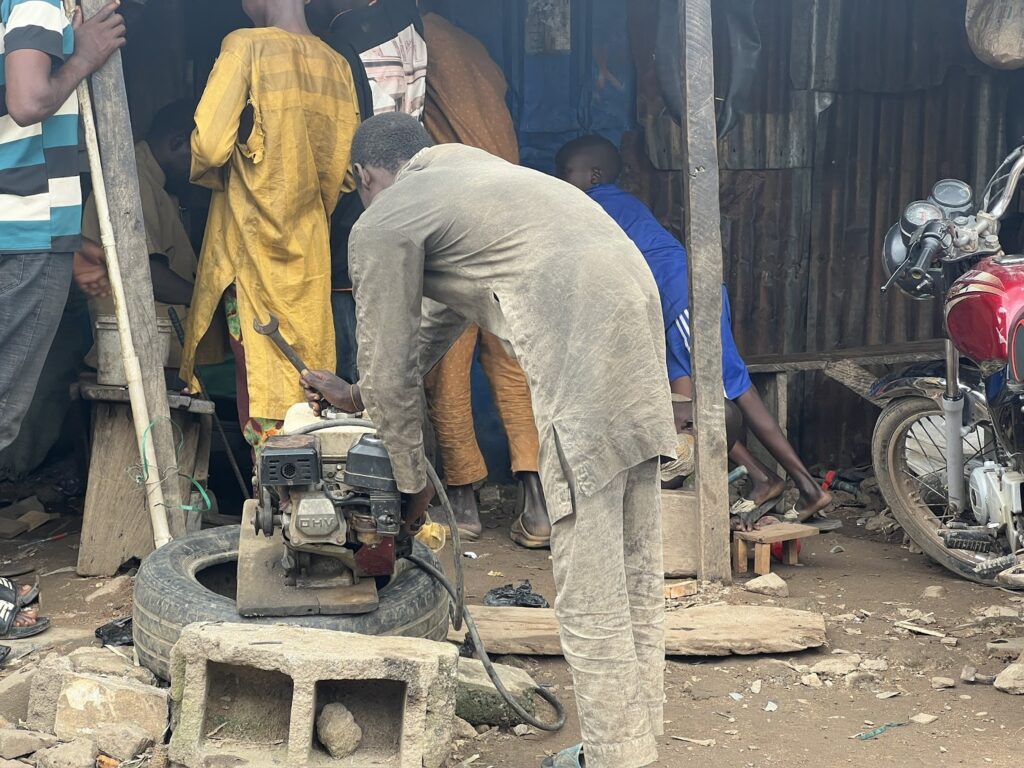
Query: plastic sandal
510 514 550 549
542 744 585 767
0 577 50 641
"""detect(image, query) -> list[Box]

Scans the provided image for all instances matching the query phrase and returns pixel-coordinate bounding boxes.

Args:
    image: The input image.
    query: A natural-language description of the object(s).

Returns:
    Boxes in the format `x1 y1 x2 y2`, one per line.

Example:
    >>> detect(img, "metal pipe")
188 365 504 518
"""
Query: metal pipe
943 339 965 515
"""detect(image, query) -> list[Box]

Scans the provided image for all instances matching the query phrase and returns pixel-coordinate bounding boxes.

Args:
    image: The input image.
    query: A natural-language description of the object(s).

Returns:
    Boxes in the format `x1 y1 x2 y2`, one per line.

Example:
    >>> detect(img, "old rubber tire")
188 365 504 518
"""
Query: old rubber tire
133 526 450 680
871 396 997 584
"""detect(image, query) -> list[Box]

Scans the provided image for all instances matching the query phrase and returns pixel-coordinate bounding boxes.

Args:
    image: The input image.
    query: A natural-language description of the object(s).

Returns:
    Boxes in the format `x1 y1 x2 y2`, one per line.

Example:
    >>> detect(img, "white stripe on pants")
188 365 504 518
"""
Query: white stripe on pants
549 456 665 768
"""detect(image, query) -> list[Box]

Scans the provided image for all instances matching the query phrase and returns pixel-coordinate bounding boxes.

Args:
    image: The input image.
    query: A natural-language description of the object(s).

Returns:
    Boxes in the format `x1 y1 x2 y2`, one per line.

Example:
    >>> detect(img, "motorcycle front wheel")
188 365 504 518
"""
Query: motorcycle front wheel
872 396 1001 584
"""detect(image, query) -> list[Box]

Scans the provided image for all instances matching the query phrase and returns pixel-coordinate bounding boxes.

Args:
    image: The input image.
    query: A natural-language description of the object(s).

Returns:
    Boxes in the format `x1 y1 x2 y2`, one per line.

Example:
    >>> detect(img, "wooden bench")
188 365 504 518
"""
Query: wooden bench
732 522 819 575
743 339 946 472
74 373 214 576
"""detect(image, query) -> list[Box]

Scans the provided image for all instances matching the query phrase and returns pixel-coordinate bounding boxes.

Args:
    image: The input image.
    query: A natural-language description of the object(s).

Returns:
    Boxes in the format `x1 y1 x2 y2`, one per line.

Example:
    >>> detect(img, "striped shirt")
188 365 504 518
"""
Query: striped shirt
0 0 82 254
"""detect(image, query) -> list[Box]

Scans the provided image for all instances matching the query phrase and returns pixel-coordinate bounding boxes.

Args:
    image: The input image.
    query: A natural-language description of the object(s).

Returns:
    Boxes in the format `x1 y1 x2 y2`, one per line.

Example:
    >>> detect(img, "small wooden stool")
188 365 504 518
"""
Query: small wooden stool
732 523 819 576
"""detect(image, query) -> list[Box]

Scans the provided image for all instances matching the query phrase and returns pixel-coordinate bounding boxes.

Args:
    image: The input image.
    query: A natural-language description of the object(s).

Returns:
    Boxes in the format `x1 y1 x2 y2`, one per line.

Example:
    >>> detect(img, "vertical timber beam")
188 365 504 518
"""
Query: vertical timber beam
680 0 731 582
81 0 185 536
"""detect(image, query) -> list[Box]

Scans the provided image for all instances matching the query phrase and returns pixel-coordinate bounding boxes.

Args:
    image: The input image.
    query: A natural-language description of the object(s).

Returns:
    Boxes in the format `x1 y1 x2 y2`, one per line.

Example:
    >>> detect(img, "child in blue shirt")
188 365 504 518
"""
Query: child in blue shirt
556 135 832 526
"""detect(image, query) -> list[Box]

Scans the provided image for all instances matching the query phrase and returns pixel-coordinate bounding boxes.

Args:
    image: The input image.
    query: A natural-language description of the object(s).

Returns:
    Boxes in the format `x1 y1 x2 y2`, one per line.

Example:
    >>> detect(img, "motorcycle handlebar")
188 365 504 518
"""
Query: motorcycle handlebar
908 233 945 282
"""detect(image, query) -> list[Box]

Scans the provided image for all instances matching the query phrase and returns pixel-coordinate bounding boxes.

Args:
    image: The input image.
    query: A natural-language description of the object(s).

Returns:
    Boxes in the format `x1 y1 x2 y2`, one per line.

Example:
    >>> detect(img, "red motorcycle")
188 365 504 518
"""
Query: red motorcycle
871 142 1024 587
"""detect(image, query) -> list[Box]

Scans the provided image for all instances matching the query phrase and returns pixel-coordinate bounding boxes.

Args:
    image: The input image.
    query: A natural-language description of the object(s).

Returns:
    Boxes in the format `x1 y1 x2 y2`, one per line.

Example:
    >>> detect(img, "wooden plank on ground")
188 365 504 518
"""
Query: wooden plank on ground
665 580 698 599
662 490 698 578
450 604 827 657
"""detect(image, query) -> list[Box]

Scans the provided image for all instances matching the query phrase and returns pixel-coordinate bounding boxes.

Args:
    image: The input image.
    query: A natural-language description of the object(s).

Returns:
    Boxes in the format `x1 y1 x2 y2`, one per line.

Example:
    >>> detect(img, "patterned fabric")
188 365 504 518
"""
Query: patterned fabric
360 23 427 118
180 28 360 421
0 0 81 254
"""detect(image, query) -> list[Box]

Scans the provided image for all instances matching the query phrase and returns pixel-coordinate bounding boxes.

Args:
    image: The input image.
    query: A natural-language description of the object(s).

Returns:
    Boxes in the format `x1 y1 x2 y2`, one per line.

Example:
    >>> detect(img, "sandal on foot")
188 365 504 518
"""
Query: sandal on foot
510 514 550 549
731 491 784 528
0 576 39 608
542 744 584 767
0 578 50 640
783 506 843 531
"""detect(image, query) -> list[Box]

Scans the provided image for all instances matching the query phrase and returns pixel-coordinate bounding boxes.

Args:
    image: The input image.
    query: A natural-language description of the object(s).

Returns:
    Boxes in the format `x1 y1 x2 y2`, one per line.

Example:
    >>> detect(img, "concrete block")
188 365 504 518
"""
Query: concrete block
456 658 537 727
35 739 98 768
26 655 73 733
0 727 58 759
67 647 156 686
53 673 169 743
169 623 459 768
0 666 36 724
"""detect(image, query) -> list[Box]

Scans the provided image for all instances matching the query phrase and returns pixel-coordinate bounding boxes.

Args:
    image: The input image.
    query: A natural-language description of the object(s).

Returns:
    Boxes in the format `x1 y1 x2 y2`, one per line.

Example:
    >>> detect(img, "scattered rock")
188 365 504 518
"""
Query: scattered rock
35 739 98 768
457 658 537 727
809 655 862 677
994 662 1024 695
27 655 73 733
67 648 156 686
800 674 823 689
743 573 789 598
512 724 533 737
977 605 1019 620
93 723 153 761
860 659 889 672
84 575 132 605
53 673 169 742
750 680 762 695
316 703 362 759
940 637 958 647
0 666 37 724
844 671 877 689
829 545 845 554
987 638 1024 662
0 728 58 759
451 718 478 742
876 691 901 700
931 677 956 690
910 713 939 725
922 585 947 599
961 665 996 685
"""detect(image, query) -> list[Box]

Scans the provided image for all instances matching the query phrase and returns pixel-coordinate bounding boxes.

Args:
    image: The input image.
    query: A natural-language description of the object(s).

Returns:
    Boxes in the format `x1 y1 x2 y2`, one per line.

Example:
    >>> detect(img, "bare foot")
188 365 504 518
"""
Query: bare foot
447 484 482 539
748 476 785 507
796 490 833 522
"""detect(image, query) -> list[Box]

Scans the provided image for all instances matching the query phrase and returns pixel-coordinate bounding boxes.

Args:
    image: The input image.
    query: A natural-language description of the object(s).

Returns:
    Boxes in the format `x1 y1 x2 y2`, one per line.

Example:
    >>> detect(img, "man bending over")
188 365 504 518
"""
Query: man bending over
302 113 677 768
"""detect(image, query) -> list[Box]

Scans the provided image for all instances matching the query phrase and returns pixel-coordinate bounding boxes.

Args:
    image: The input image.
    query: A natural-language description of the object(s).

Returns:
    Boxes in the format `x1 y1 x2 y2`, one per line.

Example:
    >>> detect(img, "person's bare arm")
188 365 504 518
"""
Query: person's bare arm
149 257 193 306
4 1 125 127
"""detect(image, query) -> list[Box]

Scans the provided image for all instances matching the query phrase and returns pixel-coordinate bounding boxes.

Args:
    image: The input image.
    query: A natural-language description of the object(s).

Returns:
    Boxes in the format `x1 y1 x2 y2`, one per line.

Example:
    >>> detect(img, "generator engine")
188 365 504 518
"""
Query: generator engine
254 432 412 584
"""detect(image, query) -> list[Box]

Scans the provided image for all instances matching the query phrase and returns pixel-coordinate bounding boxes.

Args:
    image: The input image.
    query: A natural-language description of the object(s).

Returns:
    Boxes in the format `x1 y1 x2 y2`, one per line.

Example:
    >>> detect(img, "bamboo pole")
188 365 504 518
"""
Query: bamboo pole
65 0 172 548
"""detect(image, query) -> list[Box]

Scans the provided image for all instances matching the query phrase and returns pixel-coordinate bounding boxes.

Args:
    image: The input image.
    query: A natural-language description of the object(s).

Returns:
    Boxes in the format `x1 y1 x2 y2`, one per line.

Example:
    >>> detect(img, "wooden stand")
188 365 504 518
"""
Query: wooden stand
732 523 819 576
662 489 698 579
76 374 214 576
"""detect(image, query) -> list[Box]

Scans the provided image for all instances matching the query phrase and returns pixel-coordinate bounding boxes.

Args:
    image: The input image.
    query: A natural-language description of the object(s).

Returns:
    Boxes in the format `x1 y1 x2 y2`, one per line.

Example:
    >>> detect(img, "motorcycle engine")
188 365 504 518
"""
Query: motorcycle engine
968 461 1023 553
255 432 410 581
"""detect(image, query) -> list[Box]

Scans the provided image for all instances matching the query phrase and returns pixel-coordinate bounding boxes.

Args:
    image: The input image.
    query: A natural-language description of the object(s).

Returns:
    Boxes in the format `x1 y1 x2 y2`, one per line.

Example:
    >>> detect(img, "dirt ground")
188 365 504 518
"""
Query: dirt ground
2 485 1023 768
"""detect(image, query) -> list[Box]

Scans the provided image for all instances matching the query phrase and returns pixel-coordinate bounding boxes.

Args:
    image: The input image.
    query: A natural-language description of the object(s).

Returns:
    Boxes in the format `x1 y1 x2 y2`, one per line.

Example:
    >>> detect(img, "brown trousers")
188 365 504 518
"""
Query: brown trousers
424 326 540 486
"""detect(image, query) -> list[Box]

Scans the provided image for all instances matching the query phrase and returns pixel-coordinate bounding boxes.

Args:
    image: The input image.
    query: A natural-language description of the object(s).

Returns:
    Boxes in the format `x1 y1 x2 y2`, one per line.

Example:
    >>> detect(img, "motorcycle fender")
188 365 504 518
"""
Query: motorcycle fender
870 375 989 429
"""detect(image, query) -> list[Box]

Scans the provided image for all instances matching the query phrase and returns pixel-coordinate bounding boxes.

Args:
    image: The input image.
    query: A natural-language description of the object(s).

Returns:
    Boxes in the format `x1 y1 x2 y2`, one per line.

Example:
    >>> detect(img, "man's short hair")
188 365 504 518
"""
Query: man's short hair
554 134 622 183
146 100 196 144
352 113 434 175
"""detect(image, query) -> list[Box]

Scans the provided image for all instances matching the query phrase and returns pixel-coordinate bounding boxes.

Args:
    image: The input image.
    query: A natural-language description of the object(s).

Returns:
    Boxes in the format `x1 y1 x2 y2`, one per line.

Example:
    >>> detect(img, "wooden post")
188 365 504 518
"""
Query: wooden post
679 0 731 582
81 0 185 537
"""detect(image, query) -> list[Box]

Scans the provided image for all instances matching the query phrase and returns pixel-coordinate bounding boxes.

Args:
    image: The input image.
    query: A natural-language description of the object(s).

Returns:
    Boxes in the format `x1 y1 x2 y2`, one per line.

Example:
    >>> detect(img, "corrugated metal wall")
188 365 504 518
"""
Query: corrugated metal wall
630 0 1021 467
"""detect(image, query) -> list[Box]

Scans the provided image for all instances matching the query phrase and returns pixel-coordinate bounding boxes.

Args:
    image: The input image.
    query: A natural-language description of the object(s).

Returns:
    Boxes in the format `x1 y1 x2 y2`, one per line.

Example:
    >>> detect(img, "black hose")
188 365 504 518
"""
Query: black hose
286 417 565 731
407 552 567 732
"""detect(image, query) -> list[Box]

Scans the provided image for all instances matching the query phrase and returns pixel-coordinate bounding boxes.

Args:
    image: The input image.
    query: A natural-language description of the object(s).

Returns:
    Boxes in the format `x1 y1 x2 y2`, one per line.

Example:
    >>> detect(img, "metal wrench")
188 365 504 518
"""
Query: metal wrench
252 313 309 374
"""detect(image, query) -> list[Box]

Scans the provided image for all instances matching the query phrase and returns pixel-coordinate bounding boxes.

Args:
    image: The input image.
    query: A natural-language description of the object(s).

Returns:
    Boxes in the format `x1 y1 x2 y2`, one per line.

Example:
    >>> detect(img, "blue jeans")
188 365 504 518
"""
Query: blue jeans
0 253 73 452
331 290 359 384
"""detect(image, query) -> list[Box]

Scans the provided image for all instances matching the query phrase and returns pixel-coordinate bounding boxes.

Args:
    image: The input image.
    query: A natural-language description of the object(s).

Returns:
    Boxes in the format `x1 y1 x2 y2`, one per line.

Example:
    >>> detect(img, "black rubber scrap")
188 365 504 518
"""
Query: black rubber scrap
483 580 550 609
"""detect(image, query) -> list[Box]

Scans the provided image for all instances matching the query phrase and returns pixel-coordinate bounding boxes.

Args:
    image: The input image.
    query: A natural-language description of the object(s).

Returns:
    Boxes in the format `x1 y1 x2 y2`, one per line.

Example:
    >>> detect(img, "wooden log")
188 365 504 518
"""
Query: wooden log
81 0 184 538
448 604 827 657
679 0 731 582
662 489 698 578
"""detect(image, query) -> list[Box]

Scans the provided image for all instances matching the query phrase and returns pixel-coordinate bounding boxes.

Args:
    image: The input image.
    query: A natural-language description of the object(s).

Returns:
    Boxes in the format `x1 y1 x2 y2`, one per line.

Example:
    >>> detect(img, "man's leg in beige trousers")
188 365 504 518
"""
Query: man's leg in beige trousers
549 458 665 768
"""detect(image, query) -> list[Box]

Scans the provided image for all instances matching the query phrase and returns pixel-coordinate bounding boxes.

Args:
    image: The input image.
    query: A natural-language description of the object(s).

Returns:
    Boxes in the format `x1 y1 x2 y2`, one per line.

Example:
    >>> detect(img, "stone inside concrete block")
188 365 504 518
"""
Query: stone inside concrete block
0 666 36 725
457 658 537 727
53 673 169 742
316 703 362 759
169 622 458 768
93 723 154 761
